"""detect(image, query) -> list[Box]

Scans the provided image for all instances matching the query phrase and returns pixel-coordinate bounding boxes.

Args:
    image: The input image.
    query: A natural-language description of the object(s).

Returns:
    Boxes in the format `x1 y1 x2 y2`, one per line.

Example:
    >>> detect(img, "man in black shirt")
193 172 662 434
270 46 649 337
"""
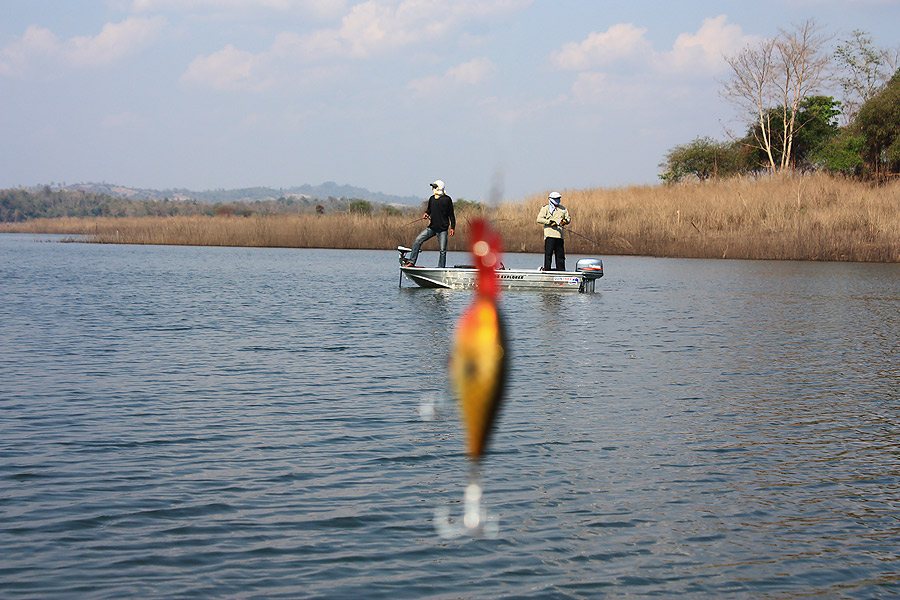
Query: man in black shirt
404 180 456 267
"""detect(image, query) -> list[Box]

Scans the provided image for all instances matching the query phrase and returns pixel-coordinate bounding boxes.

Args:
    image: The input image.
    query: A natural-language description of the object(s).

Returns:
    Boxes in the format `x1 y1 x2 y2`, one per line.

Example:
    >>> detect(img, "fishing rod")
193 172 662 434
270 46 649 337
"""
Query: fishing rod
404 216 429 227
559 224 603 248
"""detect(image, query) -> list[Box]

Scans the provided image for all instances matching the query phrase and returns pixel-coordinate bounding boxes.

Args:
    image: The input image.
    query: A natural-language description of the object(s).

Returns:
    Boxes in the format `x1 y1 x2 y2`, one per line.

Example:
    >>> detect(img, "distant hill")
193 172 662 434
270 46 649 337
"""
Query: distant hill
0 182 424 222
61 182 422 207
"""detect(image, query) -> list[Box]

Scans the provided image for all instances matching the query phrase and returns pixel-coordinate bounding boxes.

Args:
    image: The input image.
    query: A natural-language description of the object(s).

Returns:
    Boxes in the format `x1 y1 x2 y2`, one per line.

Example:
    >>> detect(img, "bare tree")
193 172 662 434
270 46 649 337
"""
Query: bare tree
776 20 834 170
723 39 779 171
723 19 833 172
835 29 900 122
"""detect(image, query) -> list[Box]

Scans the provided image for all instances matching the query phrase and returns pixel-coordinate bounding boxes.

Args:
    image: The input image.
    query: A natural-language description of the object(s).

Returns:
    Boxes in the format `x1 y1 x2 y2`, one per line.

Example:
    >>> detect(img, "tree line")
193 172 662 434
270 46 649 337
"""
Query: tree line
660 22 900 183
0 186 400 223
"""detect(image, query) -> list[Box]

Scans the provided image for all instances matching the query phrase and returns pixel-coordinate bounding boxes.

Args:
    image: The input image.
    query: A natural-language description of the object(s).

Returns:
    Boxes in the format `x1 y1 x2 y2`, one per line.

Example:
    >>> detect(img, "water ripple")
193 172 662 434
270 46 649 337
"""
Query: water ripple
2 239 900 598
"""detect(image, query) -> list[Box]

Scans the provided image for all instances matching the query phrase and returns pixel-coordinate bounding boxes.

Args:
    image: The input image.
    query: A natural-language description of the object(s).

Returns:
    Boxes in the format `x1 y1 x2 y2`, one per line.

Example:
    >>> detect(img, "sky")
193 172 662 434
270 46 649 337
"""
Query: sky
2 1 899 202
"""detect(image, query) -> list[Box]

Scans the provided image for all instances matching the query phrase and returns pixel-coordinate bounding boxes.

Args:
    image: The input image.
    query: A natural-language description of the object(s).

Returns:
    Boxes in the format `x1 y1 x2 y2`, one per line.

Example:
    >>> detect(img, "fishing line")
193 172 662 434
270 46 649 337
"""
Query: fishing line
560 225 603 248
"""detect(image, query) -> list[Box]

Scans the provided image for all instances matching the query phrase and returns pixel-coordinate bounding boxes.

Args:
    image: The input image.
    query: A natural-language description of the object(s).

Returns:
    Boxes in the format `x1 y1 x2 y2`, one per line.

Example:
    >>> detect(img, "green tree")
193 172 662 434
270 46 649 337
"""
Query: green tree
348 198 372 215
453 198 485 211
659 137 744 184
741 96 842 171
856 70 900 178
788 95 842 170
809 130 866 175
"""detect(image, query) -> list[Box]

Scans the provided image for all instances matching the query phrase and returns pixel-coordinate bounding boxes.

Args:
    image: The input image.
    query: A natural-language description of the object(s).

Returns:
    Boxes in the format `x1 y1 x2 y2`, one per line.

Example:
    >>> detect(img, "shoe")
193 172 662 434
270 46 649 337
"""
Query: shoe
401 260 415 267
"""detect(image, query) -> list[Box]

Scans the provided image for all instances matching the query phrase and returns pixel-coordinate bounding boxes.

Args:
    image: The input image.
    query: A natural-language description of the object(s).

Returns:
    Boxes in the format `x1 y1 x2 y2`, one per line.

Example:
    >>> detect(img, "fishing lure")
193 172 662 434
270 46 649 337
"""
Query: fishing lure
435 218 507 538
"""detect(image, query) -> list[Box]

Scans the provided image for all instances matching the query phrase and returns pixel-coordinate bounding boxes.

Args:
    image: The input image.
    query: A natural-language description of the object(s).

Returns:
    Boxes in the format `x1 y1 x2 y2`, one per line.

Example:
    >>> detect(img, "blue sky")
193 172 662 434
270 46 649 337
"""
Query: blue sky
2 0 898 202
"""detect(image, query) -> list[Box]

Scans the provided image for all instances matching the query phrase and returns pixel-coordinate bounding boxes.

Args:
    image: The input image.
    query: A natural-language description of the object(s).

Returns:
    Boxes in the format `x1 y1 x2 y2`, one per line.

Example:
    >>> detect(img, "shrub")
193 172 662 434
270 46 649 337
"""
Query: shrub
348 199 373 215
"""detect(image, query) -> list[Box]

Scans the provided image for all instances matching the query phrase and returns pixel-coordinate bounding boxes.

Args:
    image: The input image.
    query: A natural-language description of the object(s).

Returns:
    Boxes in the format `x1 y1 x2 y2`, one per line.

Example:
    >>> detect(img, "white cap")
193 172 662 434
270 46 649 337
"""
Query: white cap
430 180 445 191
549 192 561 200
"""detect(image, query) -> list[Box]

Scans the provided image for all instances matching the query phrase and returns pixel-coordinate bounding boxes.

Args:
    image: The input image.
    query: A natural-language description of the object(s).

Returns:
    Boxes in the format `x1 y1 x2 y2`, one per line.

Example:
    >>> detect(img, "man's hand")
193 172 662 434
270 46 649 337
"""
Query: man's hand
449 228 455 237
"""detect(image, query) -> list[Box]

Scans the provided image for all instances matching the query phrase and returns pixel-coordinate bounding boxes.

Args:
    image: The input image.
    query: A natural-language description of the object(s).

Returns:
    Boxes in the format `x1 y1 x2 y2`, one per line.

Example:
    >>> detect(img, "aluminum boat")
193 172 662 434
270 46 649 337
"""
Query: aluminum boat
397 246 604 292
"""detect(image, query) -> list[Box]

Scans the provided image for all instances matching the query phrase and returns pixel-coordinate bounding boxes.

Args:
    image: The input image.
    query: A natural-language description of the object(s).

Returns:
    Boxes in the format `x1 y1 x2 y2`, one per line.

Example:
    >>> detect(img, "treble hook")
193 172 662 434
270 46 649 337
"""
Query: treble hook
418 392 449 421
433 478 499 539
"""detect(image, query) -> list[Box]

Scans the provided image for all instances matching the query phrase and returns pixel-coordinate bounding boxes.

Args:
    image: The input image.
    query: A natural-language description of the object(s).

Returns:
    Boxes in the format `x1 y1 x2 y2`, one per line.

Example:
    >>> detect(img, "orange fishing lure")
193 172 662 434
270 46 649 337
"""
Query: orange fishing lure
449 218 507 461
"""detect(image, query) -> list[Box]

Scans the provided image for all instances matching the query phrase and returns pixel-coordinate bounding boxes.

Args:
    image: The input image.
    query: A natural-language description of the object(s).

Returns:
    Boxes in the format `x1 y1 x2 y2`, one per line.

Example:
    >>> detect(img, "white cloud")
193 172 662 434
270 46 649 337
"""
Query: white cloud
570 72 608 101
180 33 347 91
0 25 58 76
449 57 496 85
181 44 273 91
180 0 531 91
550 15 758 107
295 0 532 59
0 17 165 76
661 15 759 75
132 0 339 12
552 23 653 71
68 17 167 67
537 15 760 144
407 57 496 95
552 16 755 77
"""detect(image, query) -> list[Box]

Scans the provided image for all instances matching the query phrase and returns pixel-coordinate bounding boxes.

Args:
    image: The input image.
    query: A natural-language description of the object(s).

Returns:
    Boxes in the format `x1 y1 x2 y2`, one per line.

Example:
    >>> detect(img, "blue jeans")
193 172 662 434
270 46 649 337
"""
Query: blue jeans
409 227 449 267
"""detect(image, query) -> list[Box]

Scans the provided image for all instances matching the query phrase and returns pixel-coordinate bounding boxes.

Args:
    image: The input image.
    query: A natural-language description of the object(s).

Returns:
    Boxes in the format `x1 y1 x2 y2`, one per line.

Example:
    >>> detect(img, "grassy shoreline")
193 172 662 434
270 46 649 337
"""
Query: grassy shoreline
4 173 900 262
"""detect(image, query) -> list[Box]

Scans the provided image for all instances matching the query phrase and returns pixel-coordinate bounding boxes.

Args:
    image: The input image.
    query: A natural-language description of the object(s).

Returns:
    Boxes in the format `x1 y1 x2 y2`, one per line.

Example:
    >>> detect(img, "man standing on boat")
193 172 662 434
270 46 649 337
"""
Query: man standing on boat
536 192 570 271
403 180 456 268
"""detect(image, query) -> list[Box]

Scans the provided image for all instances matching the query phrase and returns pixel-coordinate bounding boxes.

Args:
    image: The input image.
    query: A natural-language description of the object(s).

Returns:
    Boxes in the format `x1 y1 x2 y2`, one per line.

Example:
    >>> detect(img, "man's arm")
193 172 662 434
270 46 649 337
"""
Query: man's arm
448 198 456 234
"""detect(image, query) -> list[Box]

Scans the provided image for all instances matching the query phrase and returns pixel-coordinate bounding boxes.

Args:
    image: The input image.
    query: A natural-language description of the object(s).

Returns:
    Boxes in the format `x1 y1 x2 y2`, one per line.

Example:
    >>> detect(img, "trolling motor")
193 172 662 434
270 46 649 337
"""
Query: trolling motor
576 258 604 293
398 246 412 287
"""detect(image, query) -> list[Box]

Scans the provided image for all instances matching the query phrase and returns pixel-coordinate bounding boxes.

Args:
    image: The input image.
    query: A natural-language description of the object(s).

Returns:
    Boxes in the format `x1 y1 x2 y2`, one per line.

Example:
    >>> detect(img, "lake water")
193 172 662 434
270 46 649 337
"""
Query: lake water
2 233 899 599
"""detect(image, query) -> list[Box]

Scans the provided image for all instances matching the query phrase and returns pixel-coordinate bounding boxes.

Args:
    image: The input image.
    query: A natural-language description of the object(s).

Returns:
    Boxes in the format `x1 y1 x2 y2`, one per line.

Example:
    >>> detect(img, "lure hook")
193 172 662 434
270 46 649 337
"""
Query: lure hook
434 480 499 539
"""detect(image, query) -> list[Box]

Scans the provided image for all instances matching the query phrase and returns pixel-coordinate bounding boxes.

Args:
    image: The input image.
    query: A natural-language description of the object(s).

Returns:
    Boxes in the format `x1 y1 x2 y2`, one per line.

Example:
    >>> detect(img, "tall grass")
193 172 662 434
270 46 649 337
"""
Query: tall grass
3 173 899 261
499 173 900 261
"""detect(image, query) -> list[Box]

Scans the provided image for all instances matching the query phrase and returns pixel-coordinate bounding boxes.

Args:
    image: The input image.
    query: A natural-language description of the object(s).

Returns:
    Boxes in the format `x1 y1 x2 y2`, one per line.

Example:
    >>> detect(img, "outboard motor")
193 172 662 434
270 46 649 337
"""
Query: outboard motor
576 258 604 293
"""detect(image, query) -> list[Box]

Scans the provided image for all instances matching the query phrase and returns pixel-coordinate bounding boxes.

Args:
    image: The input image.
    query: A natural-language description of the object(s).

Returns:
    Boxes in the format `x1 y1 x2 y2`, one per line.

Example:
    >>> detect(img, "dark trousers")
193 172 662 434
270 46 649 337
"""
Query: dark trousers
544 237 566 271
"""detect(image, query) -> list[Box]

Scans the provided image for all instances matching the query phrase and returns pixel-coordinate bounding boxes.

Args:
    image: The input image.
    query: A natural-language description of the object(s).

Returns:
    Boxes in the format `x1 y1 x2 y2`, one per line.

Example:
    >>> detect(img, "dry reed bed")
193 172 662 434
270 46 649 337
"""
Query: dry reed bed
3 174 899 261
503 174 900 261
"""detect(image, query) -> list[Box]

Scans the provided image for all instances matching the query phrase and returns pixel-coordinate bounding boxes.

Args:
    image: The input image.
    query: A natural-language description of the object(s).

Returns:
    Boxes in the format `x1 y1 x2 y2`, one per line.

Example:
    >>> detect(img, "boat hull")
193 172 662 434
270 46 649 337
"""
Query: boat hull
401 266 598 292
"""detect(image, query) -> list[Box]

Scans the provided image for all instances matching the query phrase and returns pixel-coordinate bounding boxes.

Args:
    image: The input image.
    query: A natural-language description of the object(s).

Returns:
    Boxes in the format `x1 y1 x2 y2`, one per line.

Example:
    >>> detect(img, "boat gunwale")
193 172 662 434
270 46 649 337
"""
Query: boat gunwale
399 264 602 291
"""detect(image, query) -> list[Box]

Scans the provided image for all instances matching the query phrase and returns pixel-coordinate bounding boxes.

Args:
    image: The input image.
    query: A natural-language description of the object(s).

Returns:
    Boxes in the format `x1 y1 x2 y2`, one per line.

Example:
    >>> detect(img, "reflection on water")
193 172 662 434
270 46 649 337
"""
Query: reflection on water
1 236 899 599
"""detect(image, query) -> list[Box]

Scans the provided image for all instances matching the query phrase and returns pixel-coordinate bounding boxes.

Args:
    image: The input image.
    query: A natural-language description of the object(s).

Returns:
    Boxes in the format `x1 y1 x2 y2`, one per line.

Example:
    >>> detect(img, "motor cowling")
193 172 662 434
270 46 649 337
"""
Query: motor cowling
575 258 603 293
576 258 603 280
